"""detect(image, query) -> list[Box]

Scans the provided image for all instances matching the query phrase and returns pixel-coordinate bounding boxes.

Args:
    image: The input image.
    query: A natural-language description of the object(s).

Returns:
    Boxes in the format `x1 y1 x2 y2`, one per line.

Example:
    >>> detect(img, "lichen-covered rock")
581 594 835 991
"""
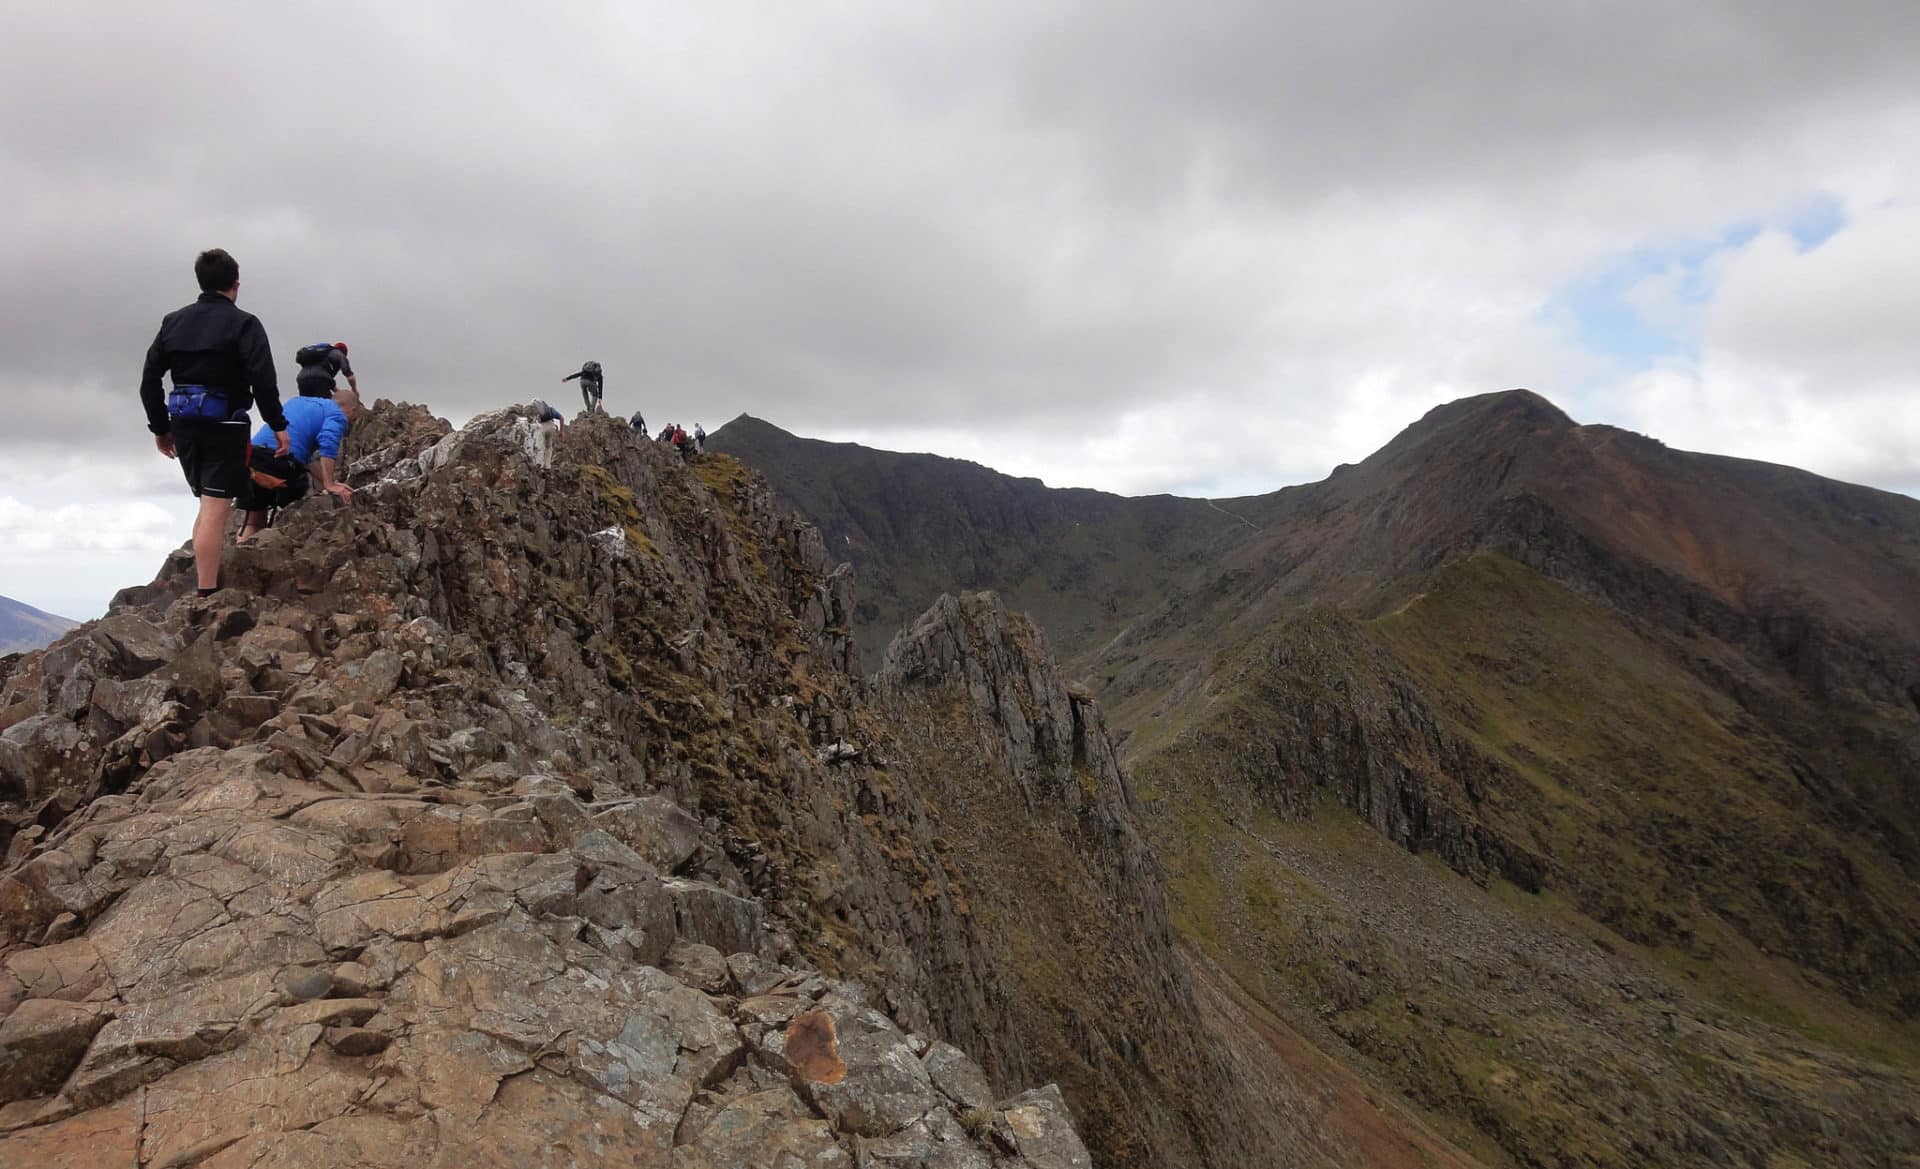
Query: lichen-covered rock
997 1084 1095 1169
795 1001 942 1137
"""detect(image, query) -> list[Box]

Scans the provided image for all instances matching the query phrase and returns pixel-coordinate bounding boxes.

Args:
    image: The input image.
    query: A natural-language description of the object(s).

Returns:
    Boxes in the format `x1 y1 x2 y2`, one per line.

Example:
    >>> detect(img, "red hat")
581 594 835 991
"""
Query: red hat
334 342 349 354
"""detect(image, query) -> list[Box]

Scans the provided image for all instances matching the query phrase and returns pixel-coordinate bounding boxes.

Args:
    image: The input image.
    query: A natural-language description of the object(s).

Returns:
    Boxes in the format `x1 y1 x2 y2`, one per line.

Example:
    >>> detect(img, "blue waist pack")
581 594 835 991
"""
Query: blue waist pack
166 384 232 422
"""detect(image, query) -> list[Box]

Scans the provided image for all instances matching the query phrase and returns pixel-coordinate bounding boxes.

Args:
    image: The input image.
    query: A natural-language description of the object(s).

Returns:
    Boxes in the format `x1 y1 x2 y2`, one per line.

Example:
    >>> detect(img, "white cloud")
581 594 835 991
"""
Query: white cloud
0 498 179 553
1612 199 1920 491
0 469 191 620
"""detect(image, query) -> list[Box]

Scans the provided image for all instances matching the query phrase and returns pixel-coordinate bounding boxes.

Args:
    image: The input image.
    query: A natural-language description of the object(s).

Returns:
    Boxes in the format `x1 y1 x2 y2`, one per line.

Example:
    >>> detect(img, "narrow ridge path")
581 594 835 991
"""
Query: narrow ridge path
1206 499 1262 531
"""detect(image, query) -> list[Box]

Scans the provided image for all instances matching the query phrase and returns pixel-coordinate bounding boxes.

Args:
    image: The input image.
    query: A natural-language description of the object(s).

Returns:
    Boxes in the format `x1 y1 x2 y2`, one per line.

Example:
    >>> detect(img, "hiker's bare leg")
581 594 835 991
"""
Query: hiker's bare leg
193 496 234 589
237 509 268 542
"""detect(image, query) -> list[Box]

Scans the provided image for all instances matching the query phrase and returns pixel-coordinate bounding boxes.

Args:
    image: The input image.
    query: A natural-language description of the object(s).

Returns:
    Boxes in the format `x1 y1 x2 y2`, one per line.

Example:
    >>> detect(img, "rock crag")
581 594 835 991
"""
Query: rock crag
0 406 1094 1168
875 593 1295 1167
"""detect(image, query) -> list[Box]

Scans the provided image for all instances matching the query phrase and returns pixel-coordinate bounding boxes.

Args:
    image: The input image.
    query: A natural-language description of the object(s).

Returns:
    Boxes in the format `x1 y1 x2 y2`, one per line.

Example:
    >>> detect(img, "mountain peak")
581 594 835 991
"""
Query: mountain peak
716 412 788 438
1411 388 1576 434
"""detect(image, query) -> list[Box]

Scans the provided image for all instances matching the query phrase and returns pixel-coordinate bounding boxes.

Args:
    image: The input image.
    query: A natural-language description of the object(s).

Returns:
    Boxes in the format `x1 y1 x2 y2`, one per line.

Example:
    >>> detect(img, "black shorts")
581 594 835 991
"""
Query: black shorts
244 446 310 511
296 376 335 398
173 419 253 500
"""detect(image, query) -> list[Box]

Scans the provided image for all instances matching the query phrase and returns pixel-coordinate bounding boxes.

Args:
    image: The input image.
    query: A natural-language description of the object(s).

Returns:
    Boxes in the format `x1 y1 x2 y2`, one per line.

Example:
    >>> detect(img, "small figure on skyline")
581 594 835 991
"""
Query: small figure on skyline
562 361 603 413
294 341 358 399
530 398 565 429
630 410 647 436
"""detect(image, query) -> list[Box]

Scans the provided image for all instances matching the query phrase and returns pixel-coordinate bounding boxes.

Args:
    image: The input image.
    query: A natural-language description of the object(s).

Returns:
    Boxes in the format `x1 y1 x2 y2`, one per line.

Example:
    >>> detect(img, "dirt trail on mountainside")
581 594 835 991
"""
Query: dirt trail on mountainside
1187 949 1489 1169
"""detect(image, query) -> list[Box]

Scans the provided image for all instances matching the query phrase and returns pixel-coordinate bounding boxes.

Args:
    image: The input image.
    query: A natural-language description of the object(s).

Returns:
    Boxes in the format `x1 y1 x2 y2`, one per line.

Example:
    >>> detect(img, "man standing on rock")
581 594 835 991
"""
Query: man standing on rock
139 248 290 598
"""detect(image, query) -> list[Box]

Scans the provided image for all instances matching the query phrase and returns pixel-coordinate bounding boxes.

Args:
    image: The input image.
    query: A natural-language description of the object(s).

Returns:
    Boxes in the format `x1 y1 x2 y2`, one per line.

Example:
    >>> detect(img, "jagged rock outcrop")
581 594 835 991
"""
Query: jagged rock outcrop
1143 606 1549 890
876 592 1290 1169
0 406 1093 1167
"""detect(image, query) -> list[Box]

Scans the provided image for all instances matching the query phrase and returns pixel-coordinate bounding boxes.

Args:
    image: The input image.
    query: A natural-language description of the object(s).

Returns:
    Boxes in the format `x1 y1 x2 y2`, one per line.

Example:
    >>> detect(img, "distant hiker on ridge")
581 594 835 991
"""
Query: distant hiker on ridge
692 423 706 452
630 410 647 436
562 361 603 413
139 248 290 598
294 341 358 398
238 387 363 541
531 399 565 429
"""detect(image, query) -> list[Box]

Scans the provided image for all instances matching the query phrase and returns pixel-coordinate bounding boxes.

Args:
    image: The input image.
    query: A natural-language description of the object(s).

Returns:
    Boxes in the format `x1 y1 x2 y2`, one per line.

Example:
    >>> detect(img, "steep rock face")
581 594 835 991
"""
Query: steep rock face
1141 607 1548 890
875 593 1290 1169
0 405 1092 1167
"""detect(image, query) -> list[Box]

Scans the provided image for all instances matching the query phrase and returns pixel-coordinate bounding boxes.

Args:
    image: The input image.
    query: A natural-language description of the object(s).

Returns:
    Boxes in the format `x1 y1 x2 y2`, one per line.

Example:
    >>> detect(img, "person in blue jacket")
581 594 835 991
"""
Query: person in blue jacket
237 387 362 540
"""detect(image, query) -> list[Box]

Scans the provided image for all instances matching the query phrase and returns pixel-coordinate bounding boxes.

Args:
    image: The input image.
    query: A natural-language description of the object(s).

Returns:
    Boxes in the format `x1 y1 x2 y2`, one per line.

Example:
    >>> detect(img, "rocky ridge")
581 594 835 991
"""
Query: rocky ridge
0 406 1097 1168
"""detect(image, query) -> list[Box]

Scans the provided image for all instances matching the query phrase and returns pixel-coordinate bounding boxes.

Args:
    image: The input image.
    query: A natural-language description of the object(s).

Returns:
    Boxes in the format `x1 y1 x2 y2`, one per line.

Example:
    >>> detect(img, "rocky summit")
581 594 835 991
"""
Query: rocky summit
0 407 1103 1168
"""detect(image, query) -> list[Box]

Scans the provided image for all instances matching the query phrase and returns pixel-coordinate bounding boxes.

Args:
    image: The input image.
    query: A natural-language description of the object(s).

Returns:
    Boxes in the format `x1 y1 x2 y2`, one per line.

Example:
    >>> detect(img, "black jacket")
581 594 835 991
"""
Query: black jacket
139 292 288 434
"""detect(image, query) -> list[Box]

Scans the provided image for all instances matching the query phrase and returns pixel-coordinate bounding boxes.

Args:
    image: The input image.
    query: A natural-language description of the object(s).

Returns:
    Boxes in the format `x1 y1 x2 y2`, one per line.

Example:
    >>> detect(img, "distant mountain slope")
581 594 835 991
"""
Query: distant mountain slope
707 415 1249 670
715 393 1920 741
713 391 1920 1167
0 595 76 655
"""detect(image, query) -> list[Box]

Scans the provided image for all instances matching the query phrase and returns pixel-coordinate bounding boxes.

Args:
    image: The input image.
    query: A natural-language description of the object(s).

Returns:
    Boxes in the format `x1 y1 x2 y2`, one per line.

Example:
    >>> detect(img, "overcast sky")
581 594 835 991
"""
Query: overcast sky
3 0 1917 620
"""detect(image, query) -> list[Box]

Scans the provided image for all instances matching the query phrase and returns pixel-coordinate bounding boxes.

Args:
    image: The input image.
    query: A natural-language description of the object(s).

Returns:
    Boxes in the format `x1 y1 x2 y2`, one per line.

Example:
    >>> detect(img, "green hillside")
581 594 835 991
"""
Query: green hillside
1129 553 1920 1166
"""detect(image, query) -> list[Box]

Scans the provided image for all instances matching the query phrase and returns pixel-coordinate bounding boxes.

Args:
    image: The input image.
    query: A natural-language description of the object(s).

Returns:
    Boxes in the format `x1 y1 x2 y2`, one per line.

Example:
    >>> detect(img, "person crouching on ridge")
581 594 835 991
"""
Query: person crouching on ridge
237 388 362 541
531 399 566 430
294 341 357 398
139 247 290 598
562 361 603 413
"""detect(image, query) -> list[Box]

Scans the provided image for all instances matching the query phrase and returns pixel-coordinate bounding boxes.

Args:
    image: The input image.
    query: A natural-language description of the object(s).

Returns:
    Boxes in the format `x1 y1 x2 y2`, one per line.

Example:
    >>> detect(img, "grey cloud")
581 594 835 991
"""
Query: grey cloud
1 1 1916 495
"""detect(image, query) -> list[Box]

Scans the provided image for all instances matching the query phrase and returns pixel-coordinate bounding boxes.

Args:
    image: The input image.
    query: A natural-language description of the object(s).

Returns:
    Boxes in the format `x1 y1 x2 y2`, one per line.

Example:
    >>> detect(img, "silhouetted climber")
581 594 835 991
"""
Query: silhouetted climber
530 399 565 429
562 361 603 413
238 387 362 540
294 341 358 398
630 410 647 435
139 248 289 598
656 423 674 443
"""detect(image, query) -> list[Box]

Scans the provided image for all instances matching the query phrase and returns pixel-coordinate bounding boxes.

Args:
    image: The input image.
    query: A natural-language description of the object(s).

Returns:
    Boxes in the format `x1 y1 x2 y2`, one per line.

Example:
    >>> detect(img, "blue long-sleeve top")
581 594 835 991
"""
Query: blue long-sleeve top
253 395 349 463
